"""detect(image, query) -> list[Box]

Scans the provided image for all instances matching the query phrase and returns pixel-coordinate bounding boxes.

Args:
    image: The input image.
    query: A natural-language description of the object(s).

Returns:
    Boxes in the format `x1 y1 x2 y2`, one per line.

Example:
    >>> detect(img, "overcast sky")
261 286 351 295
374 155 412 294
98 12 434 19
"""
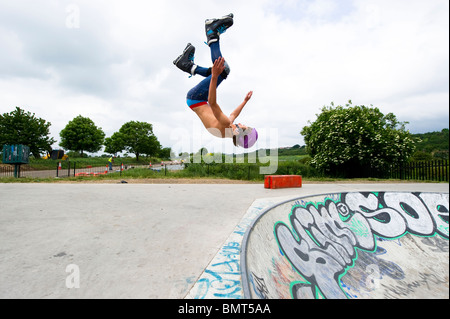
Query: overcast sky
0 0 448 156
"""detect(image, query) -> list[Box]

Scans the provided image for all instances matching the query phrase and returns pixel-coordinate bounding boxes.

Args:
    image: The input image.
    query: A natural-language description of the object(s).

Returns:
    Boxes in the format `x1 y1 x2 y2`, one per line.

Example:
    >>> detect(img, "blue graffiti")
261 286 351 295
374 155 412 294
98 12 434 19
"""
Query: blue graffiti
192 241 242 299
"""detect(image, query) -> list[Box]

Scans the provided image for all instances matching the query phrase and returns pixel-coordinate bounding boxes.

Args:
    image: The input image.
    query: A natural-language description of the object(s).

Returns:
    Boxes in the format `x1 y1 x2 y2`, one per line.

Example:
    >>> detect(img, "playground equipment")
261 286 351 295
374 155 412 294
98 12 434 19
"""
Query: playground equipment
2 144 30 178
43 149 69 161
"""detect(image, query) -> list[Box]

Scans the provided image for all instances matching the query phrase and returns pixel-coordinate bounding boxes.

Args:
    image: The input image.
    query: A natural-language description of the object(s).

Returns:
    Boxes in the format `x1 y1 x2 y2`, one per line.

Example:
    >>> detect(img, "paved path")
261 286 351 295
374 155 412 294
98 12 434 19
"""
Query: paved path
0 182 448 298
0 164 155 179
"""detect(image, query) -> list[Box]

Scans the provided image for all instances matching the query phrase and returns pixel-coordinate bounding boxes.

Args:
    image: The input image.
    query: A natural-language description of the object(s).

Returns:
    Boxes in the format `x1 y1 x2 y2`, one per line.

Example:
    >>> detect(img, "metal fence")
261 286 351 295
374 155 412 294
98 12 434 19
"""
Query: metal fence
0 162 134 179
388 159 449 182
183 160 450 182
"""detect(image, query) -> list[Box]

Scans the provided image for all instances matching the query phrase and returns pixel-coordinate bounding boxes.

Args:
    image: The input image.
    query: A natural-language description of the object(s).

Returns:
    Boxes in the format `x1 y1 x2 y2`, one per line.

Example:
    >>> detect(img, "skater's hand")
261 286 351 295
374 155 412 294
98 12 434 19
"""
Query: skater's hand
212 57 226 78
244 91 253 102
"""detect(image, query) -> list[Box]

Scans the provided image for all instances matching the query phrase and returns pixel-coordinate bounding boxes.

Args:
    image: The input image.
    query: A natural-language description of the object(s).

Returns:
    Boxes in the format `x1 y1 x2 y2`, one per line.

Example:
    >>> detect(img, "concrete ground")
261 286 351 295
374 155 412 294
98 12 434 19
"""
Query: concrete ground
0 182 448 299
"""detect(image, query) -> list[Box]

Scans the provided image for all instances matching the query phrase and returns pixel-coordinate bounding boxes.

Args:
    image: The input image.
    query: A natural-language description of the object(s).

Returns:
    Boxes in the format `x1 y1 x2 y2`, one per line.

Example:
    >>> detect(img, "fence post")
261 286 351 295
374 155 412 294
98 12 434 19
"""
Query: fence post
405 162 409 180
431 160 434 181
414 161 417 180
423 161 426 180
410 162 413 180
444 159 447 182
14 164 20 178
439 159 443 182
418 162 422 180
436 160 439 181
416 161 419 180
73 162 76 176
422 161 425 180
427 161 431 181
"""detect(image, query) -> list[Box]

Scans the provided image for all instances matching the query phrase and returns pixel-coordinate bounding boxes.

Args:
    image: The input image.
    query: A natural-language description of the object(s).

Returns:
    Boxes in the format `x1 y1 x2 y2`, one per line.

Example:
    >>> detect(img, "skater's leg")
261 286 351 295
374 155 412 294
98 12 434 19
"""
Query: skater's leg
180 41 224 77
186 74 225 109
209 38 230 79
184 13 234 108
179 42 224 108
177 41 223 78
186 38 228 108
193 66 211 77
210 41 222 62
174 43 211 77
205 14 233 78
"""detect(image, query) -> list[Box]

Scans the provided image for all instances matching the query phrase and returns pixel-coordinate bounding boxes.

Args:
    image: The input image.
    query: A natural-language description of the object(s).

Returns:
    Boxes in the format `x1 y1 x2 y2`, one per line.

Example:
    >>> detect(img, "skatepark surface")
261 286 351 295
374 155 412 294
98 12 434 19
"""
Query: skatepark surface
240 191 448 299
0 182 448 299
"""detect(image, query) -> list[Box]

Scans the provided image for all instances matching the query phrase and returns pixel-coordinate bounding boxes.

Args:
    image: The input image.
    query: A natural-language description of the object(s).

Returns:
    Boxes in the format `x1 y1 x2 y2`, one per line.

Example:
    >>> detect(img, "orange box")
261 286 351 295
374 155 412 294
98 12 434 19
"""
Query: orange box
264 175 302 189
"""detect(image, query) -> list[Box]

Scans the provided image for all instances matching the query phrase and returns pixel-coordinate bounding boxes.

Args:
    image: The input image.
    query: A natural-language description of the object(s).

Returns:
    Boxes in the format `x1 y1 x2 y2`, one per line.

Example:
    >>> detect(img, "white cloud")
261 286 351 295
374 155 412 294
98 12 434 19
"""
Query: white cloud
0 0 448 155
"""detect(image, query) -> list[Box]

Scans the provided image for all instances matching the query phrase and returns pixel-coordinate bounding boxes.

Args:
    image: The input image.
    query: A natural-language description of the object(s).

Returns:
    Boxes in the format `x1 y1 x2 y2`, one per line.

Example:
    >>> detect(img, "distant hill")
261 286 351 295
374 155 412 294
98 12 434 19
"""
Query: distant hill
412 129 449 160
245 145 307 159
277 145 308 156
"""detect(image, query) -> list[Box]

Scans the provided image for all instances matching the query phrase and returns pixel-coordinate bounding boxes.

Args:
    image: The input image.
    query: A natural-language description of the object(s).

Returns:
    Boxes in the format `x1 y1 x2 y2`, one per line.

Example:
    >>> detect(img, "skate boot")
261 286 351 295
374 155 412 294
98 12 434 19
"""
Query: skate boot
205 13 234 45
173 43 197 76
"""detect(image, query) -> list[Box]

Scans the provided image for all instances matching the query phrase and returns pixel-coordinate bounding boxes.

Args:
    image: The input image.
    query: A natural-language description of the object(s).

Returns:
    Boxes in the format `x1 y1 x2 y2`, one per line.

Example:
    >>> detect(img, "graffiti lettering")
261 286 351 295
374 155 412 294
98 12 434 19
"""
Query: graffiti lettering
251 272 269 299
191 241 242 299
275 192 449 299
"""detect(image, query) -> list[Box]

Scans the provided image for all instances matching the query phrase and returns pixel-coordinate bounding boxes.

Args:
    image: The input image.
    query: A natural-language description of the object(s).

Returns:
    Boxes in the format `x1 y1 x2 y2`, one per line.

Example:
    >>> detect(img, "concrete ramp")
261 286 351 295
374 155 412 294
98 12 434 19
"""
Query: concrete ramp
241 192 449 299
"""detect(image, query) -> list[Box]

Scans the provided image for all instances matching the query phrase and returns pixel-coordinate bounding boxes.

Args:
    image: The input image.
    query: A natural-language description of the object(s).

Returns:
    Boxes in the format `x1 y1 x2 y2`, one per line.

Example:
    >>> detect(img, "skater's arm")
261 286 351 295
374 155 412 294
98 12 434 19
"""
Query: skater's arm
209 57 232 126
229 91 253 123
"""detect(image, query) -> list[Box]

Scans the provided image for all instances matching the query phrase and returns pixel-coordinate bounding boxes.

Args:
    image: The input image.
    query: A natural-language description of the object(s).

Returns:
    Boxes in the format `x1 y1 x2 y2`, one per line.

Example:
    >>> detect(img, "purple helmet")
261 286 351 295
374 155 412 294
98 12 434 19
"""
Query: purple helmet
234 126 258 149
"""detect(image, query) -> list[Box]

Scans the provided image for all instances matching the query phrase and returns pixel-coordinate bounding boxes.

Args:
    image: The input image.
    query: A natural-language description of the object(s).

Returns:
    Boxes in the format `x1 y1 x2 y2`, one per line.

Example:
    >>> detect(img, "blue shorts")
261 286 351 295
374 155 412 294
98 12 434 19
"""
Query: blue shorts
187 99 208 109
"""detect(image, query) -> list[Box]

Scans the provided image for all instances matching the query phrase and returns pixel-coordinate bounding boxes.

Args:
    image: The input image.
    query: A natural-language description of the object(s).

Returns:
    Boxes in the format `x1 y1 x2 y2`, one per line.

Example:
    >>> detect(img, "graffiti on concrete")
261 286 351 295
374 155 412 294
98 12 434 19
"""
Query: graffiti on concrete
274 192 449 299
192 241 242 299
250 272 270 299
188 197 281 299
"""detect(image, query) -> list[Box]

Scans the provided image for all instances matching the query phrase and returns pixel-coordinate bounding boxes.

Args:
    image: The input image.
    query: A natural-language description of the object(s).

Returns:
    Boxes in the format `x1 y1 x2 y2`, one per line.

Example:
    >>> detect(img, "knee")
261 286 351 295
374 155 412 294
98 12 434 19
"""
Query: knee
224 61 230 75
221 61 231 79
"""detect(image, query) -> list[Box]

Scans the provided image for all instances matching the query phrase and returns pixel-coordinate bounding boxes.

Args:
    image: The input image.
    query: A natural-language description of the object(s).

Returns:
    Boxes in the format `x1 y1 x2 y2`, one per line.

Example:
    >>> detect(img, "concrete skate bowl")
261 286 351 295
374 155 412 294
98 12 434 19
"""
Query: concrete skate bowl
241 192 449 299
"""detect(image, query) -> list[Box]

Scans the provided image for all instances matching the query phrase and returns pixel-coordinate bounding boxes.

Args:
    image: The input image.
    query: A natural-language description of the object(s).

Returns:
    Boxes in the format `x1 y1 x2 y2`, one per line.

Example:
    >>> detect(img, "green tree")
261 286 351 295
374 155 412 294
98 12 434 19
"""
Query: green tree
104 132 125 155
301 101 416 177
412 129 449 159
59 115 105 156
105 121 161 160
0 107 55 158
159 147 172 160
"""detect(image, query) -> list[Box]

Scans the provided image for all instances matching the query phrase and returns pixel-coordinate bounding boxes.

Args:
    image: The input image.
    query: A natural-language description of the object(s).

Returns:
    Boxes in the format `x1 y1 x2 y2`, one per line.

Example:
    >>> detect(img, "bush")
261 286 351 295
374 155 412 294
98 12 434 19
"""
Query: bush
183 161 321 180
